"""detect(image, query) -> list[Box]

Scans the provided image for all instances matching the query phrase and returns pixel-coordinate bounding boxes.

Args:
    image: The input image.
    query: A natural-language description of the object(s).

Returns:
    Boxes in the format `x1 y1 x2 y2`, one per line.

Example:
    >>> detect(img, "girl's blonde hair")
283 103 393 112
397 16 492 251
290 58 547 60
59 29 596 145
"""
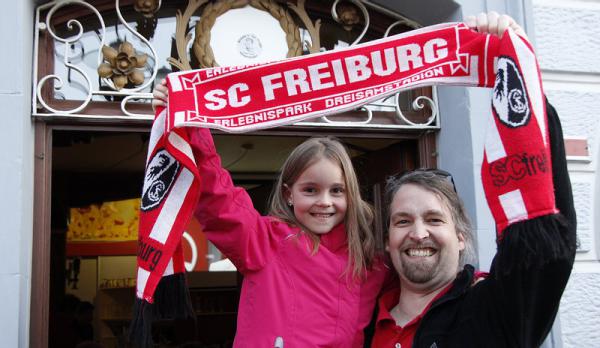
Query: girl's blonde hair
269 137 376 279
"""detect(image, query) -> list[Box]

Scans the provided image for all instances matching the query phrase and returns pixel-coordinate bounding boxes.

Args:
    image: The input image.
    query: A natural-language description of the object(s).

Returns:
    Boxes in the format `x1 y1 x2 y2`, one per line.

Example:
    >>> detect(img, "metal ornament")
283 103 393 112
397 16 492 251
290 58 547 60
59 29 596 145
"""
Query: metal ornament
32 0 439 131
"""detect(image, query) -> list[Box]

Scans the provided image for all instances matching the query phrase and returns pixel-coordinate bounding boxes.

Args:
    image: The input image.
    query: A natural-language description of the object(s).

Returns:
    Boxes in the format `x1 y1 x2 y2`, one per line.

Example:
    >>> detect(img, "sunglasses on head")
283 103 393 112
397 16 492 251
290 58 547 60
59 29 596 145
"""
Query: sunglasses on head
394 168 457 193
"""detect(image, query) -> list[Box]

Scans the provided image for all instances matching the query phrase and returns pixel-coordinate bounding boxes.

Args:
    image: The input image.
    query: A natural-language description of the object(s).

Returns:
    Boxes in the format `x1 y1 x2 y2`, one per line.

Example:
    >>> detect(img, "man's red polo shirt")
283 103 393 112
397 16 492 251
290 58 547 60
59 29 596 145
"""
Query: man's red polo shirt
371 284 452 348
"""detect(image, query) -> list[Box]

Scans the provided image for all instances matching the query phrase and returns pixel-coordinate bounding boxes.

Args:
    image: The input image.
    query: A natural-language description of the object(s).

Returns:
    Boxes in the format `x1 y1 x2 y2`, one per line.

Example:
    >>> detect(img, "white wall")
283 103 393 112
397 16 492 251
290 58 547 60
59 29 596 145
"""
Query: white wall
532 0 600 347
0 0 35 347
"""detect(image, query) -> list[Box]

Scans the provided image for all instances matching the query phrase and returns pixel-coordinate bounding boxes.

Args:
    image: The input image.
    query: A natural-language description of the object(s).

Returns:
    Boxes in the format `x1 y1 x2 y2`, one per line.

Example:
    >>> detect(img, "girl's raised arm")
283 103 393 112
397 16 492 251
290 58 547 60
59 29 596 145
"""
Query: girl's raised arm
189 128 287 273
151 78 285 273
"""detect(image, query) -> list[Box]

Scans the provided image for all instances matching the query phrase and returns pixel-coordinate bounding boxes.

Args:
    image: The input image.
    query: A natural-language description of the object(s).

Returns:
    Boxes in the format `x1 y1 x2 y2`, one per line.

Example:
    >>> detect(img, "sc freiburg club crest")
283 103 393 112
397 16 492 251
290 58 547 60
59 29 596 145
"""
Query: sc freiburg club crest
141 149 180 211
492 56 530 128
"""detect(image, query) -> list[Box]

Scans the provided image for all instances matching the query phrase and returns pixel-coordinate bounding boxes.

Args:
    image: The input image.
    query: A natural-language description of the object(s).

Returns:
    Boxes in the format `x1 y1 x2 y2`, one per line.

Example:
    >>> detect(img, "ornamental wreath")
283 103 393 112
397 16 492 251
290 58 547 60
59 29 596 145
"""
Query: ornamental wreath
193 0 302 68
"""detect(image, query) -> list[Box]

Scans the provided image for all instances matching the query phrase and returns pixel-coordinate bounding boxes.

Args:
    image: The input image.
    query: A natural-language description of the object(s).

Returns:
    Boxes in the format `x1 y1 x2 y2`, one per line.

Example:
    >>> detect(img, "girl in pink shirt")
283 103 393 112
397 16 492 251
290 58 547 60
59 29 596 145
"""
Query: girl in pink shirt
153 83 388 347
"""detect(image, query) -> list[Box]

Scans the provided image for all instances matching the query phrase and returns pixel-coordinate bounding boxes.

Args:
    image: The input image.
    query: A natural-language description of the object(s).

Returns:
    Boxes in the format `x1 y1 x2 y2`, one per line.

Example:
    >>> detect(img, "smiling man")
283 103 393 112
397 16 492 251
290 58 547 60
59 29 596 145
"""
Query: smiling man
387 178 468 291
371 100 576 346
370 104 576 347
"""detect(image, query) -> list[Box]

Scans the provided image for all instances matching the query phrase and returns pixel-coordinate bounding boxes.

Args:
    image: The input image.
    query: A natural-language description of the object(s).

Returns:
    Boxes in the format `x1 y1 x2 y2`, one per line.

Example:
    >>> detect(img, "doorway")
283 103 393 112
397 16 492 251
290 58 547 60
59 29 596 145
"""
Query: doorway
41 126 420 347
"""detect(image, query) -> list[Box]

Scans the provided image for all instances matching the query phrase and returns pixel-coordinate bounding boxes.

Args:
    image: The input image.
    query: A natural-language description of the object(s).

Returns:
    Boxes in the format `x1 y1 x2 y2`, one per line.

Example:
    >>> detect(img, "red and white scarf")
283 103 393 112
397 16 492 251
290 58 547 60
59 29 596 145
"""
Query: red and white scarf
131 22 557 345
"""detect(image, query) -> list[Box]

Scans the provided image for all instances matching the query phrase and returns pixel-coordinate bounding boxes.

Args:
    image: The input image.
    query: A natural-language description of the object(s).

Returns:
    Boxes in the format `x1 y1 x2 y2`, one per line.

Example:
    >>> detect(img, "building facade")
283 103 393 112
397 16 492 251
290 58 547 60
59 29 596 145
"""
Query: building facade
0 0 597 347
531 0 600 346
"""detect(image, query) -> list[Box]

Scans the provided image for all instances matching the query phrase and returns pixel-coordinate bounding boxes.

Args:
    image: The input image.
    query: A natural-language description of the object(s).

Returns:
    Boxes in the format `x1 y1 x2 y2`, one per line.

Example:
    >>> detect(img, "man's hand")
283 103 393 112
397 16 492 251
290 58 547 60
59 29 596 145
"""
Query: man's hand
152 78 168 111
466 11 528 39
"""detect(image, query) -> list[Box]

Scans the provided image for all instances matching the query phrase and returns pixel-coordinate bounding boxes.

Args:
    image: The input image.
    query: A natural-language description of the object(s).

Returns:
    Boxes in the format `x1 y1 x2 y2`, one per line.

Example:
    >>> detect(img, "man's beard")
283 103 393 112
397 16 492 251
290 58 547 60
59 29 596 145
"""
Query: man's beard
400 253 439 283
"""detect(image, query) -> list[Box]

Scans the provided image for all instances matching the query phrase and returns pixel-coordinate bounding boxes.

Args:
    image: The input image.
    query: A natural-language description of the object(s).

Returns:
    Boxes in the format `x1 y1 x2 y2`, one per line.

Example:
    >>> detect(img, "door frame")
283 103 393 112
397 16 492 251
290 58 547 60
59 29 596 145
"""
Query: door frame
30 121 436 348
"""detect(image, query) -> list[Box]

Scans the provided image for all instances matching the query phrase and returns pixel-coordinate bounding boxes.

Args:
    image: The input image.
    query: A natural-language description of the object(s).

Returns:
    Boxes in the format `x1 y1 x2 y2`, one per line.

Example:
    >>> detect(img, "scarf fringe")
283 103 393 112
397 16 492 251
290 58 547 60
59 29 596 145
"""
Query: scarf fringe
495 214 576 276
128 298 154 348
129 273 195 347
153 273 195 319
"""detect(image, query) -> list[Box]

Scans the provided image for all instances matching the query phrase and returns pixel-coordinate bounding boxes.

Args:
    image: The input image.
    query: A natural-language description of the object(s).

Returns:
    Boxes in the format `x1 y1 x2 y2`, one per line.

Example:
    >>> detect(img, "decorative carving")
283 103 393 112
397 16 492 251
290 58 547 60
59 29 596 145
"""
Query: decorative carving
134 0 161 18
288 0 321 53
193 0 301 68
394 93 438 126
134 0 161 40
237 34 262 58
168 0 209 71
98 42 148 90
35 0 106 114
111 0 159 92
336 2 360 31
331 0 369 45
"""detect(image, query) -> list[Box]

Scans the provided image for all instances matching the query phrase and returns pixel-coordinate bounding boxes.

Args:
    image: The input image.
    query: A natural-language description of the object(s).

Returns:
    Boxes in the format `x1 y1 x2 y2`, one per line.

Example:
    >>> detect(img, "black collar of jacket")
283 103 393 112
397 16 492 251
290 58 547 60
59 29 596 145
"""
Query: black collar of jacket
431 264 475 307
410 265 476 347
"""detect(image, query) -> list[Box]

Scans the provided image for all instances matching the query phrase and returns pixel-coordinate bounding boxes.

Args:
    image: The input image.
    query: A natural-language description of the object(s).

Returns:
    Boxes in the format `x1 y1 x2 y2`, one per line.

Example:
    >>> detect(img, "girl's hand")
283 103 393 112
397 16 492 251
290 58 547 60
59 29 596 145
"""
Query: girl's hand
152 78 168 111
466 11 528 40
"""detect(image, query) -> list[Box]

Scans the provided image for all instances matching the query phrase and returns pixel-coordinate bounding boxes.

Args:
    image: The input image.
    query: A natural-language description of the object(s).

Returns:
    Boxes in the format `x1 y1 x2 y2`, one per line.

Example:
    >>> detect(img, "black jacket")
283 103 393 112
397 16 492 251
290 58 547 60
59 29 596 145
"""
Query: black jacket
369 101 577 348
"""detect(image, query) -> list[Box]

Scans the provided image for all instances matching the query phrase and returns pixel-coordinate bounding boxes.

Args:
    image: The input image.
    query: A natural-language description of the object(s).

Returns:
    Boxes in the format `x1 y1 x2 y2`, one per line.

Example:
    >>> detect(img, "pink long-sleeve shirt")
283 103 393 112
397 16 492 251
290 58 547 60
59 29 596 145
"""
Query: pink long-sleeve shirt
190 128 388 347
